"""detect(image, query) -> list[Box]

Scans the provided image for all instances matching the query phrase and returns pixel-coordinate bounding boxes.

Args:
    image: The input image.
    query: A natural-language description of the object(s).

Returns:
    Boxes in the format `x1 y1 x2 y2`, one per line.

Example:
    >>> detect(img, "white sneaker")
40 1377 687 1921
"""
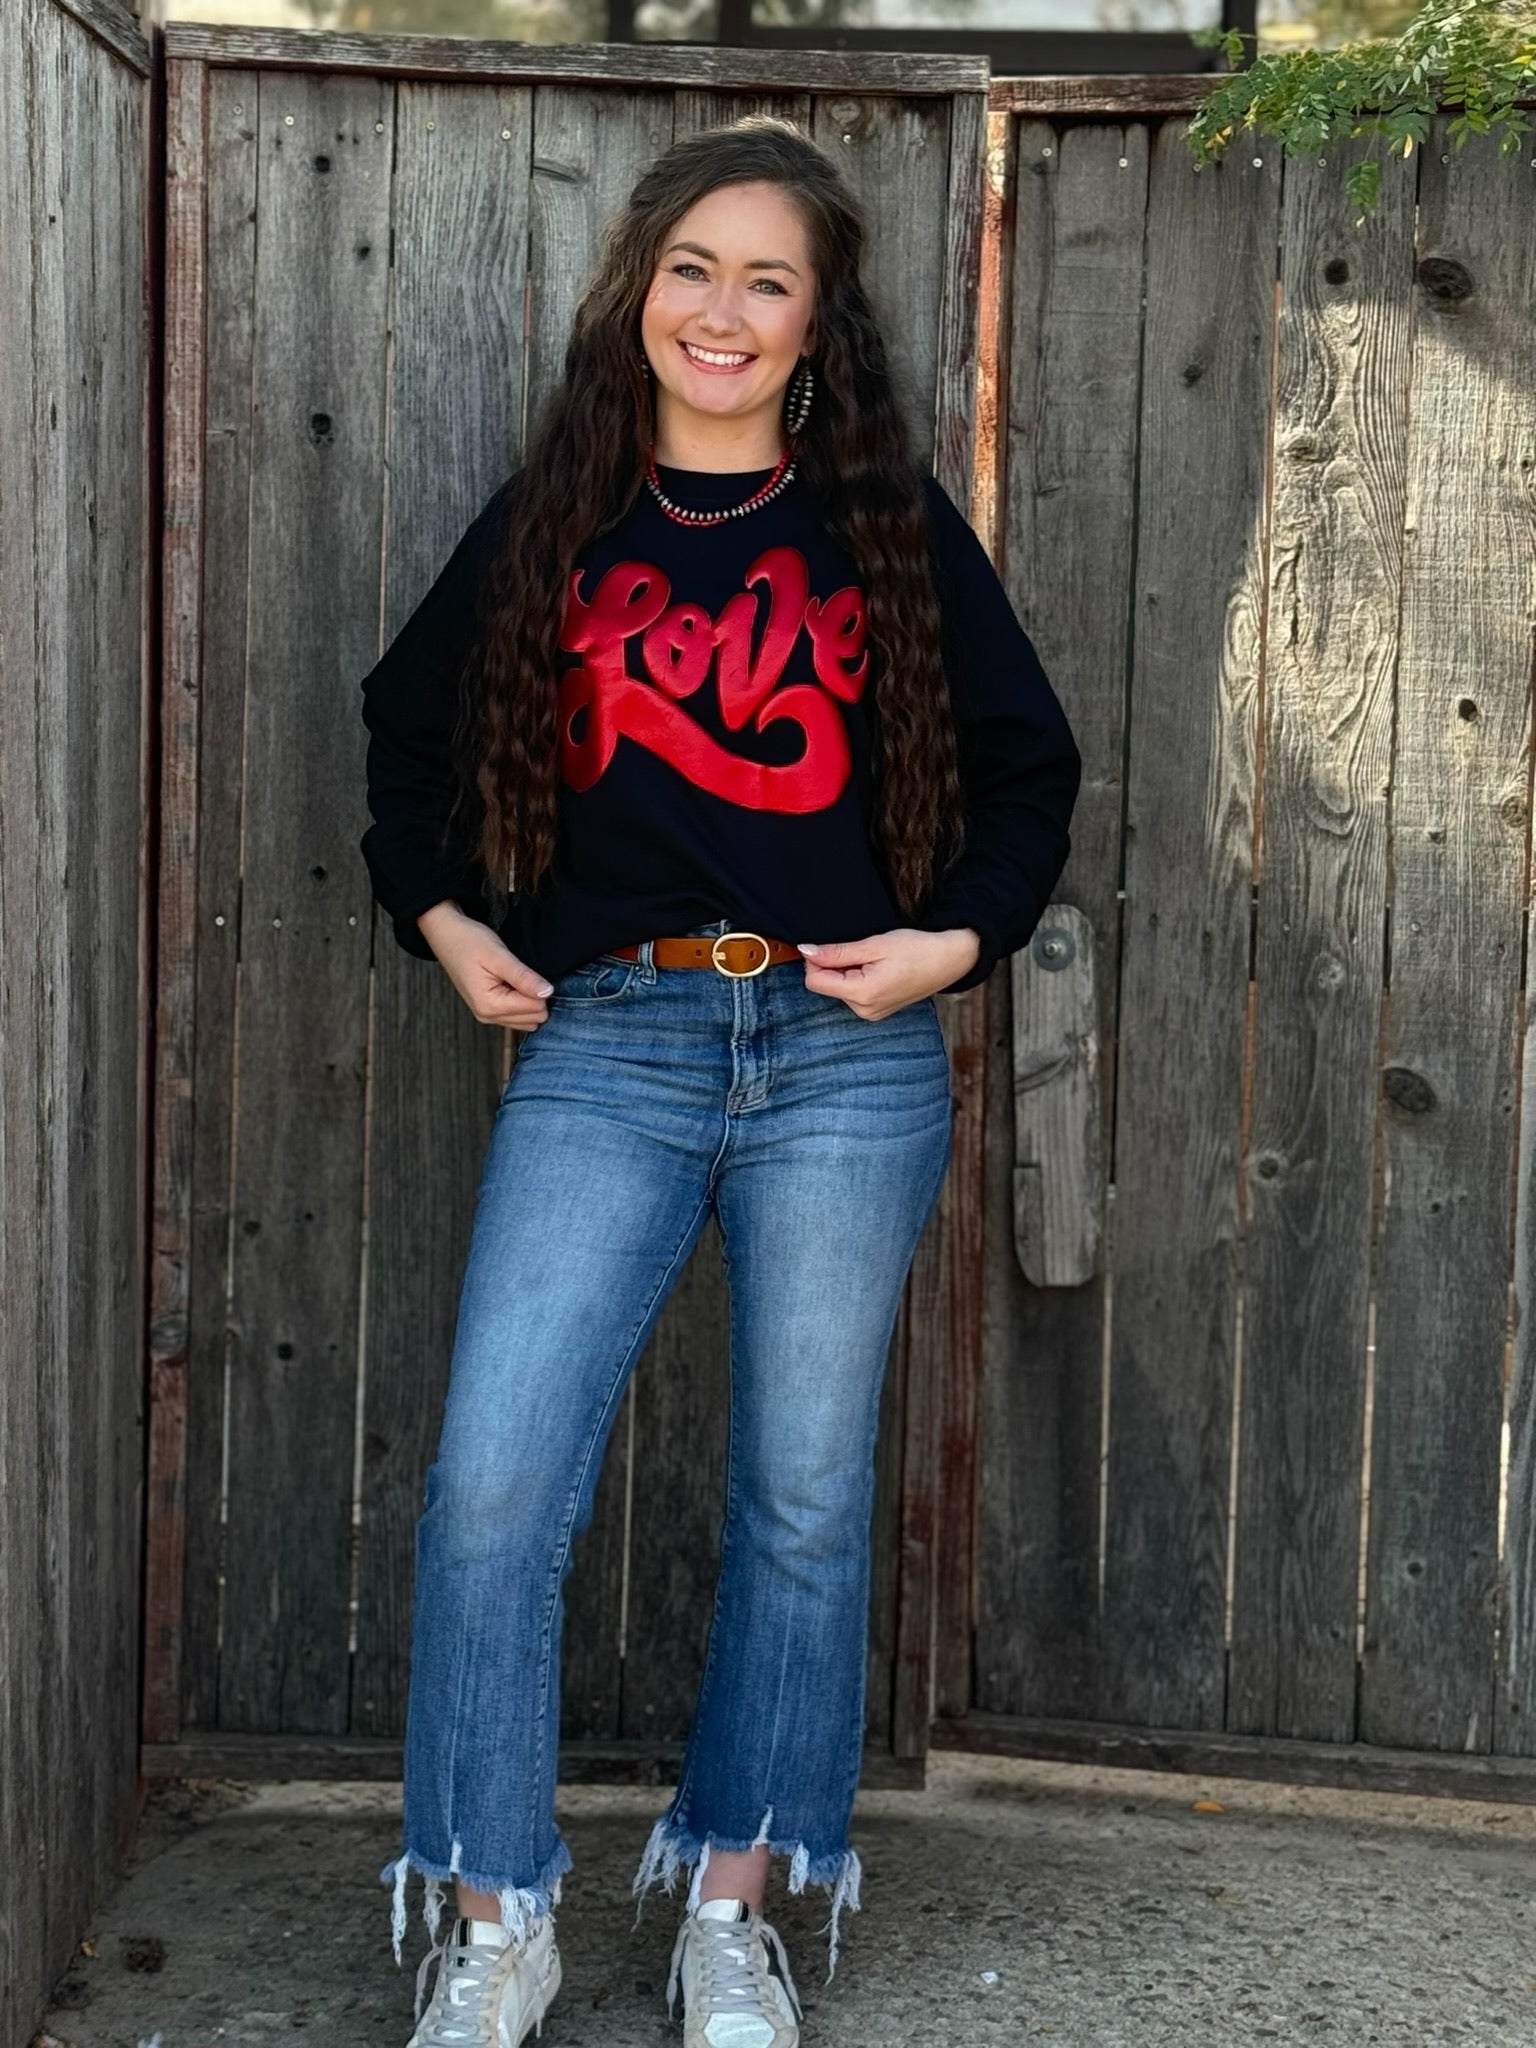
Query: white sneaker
668 1896 803 2048
405 1913 561 2047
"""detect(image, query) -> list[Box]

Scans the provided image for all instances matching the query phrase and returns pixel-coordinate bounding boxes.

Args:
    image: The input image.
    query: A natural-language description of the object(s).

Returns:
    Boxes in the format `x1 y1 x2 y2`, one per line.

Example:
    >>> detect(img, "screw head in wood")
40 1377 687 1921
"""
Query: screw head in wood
1032 927 1074 970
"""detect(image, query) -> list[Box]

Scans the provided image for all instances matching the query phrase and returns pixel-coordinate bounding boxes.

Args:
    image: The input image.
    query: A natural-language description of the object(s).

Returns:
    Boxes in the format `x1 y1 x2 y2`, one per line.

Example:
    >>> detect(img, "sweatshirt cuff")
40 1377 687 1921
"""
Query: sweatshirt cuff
379 873 488 961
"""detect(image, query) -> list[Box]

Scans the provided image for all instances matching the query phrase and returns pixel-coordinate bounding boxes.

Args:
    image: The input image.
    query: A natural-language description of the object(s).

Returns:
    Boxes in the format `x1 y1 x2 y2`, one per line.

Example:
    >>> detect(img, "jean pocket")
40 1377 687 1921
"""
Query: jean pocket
548 953 640 1004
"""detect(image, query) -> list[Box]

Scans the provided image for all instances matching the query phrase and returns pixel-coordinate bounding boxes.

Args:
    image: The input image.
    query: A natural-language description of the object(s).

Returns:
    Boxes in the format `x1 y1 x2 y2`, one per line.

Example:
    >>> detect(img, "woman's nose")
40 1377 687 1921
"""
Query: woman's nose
696 287 746 333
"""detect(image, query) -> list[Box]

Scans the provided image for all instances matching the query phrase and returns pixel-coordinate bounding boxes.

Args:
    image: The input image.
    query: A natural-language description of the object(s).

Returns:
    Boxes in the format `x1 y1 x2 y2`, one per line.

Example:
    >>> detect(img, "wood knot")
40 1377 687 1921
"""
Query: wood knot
1415 256 1474 305
1382 1065 1436 1114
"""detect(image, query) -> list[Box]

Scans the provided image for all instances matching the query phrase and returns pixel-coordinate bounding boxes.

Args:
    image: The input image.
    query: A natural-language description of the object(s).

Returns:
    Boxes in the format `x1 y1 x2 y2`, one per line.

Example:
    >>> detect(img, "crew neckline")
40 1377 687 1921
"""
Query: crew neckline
651 458 783 505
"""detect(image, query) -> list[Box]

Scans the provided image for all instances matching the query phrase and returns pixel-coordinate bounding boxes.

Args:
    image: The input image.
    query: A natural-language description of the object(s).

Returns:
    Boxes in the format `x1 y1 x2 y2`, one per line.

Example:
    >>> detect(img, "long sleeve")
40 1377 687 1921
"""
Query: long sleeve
911 473 1082 995
358 476 516 958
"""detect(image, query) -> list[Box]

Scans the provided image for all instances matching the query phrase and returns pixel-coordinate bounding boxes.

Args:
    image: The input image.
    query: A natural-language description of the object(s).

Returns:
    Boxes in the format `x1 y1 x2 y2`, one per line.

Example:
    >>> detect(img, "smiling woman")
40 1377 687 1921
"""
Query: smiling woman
358 114 1081 2048
643 186 816 440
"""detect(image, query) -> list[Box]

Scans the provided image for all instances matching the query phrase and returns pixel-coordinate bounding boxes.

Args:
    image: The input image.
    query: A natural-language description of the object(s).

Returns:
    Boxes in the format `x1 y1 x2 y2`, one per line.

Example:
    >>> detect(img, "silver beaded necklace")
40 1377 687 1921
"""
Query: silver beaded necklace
645 445 796 527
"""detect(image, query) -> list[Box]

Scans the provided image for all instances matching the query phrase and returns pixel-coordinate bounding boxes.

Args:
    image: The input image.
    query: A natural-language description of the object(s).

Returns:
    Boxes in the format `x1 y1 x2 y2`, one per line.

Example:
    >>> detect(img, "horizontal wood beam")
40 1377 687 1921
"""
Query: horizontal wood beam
989 72 1222 113
162 25 987 94
933 1712 1536 1804
141 1733 924 1790
987 71 1536 115
50 0 152 73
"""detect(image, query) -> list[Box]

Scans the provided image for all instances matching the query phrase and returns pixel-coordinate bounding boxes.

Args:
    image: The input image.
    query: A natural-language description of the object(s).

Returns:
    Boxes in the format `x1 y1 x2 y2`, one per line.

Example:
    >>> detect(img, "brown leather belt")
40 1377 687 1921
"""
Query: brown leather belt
608 930 799 978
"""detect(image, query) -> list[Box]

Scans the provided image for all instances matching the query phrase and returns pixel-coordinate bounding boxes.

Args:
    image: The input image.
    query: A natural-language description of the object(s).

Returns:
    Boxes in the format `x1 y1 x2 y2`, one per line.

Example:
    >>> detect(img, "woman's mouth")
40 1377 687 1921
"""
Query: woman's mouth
678 338 756 374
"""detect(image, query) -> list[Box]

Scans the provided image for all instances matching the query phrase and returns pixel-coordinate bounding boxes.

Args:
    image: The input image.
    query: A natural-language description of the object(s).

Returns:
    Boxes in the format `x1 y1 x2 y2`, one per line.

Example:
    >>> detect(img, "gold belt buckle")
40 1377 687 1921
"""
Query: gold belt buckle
710 930 771 978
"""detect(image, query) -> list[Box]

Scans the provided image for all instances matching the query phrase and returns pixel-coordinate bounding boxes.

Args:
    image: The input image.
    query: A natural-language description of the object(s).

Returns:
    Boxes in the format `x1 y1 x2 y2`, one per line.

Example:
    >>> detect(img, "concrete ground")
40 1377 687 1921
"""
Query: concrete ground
33 1751 1536 2048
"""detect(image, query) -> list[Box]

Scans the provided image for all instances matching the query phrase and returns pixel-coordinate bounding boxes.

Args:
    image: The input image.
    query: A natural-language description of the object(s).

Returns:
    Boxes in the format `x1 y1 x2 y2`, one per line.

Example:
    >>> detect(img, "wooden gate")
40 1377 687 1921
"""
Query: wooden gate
139 46 1536 1799
141 25 987 1782
933 78 1536 1792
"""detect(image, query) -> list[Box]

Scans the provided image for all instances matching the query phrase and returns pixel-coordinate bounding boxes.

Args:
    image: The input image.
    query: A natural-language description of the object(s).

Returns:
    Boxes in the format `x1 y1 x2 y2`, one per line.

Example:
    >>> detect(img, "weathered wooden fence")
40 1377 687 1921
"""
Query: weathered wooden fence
140 26 988 1784
0 0 156 2038
7 19 1536 2045
938 83 1536 1787
136 41 1536 1802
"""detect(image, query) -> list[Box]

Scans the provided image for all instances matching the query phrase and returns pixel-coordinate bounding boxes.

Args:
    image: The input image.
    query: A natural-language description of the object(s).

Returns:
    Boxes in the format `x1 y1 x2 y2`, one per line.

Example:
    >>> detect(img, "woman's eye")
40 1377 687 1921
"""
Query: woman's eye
668 262 787 295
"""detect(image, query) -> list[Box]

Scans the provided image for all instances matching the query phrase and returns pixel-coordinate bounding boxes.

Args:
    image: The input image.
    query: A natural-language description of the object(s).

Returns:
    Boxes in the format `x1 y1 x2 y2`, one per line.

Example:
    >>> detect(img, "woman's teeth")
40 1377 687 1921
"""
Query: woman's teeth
680 340 754 367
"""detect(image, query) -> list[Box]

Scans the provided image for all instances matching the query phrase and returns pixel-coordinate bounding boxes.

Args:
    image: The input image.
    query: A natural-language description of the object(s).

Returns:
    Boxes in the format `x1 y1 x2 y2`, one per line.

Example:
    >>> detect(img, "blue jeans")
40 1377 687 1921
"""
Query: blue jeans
379 920 953 1980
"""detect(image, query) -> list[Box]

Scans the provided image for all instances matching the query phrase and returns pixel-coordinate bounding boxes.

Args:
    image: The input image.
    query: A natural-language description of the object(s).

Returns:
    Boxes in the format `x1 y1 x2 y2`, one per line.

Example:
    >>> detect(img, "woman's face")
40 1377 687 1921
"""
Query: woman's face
640 179 817 445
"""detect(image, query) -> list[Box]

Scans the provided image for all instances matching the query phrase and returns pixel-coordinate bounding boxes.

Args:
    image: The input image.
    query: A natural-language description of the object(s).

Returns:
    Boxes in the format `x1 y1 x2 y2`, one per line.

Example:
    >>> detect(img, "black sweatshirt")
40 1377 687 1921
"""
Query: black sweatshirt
358 461 1081 996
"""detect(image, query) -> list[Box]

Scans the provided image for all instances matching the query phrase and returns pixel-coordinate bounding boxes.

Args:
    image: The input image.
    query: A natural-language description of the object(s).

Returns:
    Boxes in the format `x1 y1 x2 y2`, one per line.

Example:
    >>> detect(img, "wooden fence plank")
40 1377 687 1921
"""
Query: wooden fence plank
808 92 951 466
1365 121 1535 1751
1228 144 1415 1741
988 75 1536 117
977 117 1148 1720
163 24 988 97
524 84 672 444
933 87 985 515
181 64 262 1731
0 5 48 2027
1099 126 1278 1730
930 86 989 1722
352 77 534 1740
145 51 209 1744
68 3 148 1935
990 75 1246 117
31 0 78 1980
217 68 393 1730
1505 865 1536 1753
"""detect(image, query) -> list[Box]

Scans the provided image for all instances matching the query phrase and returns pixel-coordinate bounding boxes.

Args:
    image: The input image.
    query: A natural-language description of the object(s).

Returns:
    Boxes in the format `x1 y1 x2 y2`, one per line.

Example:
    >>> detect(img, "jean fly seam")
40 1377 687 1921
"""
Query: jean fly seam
530 1185 714 1813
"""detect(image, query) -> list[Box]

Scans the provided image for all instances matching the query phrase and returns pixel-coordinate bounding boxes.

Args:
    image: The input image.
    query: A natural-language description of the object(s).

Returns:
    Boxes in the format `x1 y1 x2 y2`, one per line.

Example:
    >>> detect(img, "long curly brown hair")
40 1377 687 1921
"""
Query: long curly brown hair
449 114 966 926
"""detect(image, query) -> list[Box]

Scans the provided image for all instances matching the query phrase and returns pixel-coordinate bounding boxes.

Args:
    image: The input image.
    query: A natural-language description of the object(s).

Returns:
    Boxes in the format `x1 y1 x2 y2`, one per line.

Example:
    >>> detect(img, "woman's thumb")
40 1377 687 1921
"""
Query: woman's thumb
504 956 554 997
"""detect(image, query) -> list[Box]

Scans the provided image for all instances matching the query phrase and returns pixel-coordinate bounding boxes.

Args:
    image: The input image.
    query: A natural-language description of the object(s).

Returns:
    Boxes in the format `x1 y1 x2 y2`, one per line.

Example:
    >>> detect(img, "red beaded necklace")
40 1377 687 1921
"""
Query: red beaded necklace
646 445 796 527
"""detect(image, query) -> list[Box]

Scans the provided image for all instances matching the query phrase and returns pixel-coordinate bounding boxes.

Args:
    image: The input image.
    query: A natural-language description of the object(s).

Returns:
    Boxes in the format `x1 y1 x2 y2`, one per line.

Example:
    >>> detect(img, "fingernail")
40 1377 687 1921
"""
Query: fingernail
798 943 819 955
536 980 553 996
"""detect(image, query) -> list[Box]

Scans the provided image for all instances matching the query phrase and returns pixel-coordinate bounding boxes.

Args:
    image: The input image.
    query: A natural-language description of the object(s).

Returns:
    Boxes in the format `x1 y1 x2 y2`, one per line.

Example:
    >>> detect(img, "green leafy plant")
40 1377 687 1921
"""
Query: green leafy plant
1187 0 1536 215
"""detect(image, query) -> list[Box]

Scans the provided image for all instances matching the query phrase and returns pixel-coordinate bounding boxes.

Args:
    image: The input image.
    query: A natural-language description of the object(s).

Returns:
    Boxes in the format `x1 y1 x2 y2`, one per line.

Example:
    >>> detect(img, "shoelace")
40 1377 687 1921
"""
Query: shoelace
412 1926 532 2045
666 1908 804 2029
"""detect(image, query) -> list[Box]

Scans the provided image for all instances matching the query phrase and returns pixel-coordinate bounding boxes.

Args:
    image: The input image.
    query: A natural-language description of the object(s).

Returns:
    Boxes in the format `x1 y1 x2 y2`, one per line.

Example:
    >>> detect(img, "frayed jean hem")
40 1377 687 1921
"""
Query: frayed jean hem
378 1836 572 1967
630 1806 863 1981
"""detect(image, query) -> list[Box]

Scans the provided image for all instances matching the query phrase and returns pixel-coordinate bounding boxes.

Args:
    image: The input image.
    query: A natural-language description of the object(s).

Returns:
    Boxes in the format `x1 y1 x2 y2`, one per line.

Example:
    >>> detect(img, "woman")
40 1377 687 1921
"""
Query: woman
361 114 1080 2048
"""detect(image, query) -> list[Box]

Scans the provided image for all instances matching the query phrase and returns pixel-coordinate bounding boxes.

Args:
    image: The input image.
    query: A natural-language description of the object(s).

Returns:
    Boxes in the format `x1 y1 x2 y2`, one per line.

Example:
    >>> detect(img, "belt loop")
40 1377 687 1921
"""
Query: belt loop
640 936 655 977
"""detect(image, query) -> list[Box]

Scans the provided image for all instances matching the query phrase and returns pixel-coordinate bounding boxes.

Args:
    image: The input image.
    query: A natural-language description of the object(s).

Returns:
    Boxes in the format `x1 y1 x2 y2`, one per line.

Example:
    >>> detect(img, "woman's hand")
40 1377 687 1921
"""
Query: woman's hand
417 901 555 1029
798 926 981 1020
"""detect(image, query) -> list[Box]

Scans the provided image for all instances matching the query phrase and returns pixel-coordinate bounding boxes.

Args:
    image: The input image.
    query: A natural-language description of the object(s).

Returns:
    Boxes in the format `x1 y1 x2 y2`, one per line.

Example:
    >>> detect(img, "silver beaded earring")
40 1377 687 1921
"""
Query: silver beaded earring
784 355 814 436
